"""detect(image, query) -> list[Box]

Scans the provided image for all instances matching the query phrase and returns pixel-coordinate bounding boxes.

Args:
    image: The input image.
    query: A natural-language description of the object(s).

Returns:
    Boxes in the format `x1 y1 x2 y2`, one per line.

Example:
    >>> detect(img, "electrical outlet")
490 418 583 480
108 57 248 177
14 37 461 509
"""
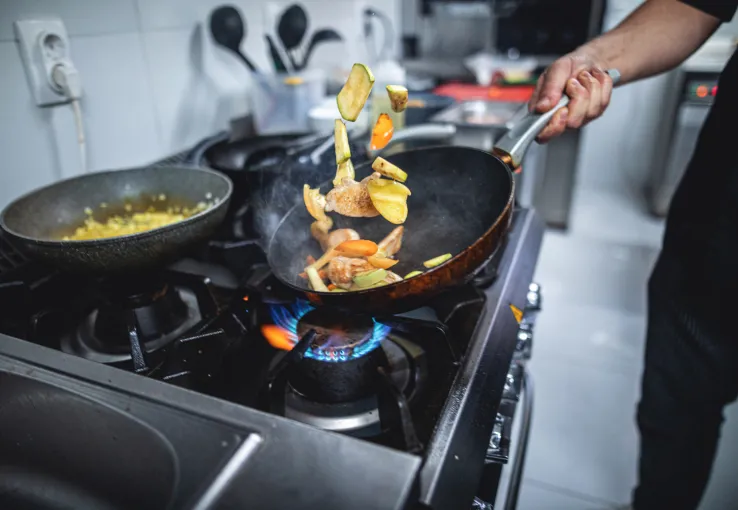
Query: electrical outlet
14 19 77 107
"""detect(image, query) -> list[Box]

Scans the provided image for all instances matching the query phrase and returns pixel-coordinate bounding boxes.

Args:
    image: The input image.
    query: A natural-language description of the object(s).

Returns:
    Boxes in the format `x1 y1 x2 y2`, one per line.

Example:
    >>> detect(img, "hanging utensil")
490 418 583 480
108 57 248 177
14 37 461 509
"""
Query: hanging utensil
277 3 308 71
363 8 393 63
299 29 342 71
265 34 288 73
209 5 258 72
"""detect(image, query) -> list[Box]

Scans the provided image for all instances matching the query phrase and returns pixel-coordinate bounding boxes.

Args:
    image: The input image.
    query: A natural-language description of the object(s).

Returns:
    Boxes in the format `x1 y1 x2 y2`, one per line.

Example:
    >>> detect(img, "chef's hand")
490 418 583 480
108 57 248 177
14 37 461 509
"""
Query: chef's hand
529 53 614 143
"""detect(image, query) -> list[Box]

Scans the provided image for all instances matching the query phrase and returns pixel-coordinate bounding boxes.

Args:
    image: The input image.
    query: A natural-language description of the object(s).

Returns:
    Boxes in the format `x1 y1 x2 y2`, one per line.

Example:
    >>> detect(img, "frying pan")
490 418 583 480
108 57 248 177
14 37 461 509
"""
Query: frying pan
267 70 620 313
0 166 232 274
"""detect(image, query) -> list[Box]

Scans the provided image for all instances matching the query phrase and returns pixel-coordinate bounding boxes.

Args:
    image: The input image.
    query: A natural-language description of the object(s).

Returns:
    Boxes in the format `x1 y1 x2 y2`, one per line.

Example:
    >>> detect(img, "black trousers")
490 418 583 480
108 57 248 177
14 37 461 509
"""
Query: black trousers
631 47 738 507
632 244 738 510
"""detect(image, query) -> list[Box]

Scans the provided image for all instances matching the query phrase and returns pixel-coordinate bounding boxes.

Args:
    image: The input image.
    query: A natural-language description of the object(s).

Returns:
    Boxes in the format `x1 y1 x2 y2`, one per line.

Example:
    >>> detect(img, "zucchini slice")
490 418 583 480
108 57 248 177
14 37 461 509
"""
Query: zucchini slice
352 268 387 288
386 85 409 113
333 158 355 187
423 253 452 268
334 119 351 164
337 63 375 122
372 157 408 182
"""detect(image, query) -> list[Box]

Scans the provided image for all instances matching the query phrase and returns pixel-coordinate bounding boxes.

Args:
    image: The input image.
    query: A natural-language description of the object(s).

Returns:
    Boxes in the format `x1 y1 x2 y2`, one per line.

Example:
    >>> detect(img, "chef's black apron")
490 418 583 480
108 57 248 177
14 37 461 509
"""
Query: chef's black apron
633 42 738 510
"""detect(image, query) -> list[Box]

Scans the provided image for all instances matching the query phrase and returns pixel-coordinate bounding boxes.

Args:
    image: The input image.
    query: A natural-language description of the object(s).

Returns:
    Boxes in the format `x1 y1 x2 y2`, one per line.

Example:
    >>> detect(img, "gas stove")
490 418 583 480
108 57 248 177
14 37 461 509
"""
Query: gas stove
0 142 544 510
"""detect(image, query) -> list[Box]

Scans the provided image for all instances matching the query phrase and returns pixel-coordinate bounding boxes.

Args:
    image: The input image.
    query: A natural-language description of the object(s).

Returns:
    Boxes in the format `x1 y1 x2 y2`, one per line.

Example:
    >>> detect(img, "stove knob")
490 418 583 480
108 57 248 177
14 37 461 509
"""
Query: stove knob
515 329 533 359
487 414 504 453
526 282 542 311
489 431 501 451
503 371 515 399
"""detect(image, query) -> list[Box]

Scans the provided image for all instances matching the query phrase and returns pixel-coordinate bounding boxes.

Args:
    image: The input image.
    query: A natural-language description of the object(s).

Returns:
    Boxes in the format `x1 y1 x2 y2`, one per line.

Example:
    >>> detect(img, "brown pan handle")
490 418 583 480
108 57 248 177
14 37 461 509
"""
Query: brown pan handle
494 69 621 168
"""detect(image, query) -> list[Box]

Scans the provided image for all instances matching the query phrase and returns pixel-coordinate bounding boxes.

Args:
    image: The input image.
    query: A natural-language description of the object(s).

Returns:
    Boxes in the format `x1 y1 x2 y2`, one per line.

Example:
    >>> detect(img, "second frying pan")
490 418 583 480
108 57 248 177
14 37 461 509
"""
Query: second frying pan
267 70 620 313
0 166 233 274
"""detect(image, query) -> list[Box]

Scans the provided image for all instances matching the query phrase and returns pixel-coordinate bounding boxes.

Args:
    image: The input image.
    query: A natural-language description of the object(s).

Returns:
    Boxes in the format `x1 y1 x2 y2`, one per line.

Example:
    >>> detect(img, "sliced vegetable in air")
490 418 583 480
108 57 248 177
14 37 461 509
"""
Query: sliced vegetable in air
334 119 351 164
367 178 411 225
303 184 331 226
370 113 394 151
386 85 409 113
404 270 423 279
333 159 355 187
372 157 407 182
337 63 375 122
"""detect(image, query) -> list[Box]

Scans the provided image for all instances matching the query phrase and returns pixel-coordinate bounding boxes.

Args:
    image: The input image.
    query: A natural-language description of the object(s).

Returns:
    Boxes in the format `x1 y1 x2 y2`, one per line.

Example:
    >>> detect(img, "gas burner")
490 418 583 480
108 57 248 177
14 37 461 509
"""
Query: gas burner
281 336 425 435
267 301 390 362
61 276 202 364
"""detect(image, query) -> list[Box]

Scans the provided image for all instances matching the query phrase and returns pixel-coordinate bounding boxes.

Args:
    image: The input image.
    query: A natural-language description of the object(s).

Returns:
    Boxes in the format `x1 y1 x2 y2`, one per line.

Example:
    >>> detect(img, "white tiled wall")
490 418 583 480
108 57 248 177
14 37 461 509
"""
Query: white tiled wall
0 0 399 209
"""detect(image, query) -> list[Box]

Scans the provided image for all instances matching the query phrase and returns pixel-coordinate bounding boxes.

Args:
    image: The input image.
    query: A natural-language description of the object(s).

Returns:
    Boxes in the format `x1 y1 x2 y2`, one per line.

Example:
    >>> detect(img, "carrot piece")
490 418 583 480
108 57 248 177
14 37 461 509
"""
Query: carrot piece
334 239 379 257
327 283 337 291
367 255 399 269
370 113 394 151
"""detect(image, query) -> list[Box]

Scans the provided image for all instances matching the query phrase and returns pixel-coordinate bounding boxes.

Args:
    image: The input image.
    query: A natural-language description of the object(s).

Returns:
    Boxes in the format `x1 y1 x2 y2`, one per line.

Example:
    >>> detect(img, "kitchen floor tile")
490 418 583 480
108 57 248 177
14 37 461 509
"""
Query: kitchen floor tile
535 231 658 314
518 479 618 510
568 187 665 249
523 357 641 505
531 300 646 375
700 402 738 510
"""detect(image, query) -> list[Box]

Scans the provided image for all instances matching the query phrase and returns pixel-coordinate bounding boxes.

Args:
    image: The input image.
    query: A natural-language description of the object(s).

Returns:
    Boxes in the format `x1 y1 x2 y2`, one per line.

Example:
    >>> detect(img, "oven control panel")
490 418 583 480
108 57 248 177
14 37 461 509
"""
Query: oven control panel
683 71 721 105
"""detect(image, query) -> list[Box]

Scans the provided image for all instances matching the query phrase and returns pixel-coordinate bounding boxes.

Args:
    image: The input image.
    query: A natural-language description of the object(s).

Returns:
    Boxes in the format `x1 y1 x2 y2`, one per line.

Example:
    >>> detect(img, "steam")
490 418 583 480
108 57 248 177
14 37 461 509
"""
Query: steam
252 157 336 286
252 149 494 286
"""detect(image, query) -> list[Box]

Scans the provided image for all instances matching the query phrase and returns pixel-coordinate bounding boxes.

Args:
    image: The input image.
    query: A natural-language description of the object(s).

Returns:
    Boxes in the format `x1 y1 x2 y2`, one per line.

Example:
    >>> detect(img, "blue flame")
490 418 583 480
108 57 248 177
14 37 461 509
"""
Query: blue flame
268 300 390 363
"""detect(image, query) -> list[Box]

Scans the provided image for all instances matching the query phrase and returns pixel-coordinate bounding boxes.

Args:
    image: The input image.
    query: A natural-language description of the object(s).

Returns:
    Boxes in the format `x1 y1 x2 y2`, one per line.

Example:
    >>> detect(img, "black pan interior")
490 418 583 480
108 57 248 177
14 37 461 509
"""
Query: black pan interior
268 146 513 290
1 166 231 242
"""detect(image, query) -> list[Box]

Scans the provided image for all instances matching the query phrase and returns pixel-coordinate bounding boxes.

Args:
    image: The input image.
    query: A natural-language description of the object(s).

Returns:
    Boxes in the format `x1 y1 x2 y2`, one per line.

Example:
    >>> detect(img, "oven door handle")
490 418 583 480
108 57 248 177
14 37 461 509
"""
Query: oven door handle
504 369 534 510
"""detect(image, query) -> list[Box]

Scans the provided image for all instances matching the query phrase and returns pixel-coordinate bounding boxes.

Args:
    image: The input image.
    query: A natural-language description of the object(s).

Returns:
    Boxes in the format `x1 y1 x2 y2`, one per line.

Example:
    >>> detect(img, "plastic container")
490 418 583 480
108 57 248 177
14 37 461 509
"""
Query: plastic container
308 96 370 135
370 60 407 130
251 69 326 135
463 52 537 87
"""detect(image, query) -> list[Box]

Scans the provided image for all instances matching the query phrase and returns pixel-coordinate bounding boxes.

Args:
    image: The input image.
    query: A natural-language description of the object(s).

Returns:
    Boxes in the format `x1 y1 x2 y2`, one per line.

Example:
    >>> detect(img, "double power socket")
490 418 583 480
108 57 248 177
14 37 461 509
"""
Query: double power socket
14 19 81 106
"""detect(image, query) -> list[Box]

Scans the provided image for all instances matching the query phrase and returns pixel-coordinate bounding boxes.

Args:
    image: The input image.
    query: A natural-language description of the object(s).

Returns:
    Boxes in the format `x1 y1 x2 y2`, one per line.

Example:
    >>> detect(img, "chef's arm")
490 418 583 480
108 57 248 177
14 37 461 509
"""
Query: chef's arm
532 0 723 142
584 0 722 84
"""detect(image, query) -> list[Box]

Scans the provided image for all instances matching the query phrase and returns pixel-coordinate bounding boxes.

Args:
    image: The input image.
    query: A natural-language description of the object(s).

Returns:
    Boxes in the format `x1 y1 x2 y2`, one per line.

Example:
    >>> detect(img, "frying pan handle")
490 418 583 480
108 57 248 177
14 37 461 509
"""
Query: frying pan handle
494 69 621 168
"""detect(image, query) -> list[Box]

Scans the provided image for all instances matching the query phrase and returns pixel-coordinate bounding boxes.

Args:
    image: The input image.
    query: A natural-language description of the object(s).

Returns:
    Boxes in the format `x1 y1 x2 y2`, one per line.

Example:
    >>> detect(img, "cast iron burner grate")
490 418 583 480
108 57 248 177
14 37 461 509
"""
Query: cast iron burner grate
0 235 26 276
60 273 215 372
253 289 463 452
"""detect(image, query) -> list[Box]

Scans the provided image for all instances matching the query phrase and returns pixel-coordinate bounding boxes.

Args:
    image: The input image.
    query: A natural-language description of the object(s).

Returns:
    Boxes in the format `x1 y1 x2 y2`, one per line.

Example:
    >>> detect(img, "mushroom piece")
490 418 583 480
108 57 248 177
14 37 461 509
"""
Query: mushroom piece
377 226 404 257
326 256 376 290
325 173 381 218
304 185 333 232
311 224 360 252
383 271 403 284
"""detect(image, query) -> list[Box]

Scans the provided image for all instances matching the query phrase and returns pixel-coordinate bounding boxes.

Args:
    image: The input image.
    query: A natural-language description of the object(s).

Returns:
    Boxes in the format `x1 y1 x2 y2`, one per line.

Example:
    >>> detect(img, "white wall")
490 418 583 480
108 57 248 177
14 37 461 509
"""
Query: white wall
0 0 399 209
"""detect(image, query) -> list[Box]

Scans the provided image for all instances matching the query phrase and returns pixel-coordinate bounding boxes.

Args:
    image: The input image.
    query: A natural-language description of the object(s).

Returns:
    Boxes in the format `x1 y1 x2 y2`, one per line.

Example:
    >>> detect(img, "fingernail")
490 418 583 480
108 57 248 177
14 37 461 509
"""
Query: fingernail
537 98 550 110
